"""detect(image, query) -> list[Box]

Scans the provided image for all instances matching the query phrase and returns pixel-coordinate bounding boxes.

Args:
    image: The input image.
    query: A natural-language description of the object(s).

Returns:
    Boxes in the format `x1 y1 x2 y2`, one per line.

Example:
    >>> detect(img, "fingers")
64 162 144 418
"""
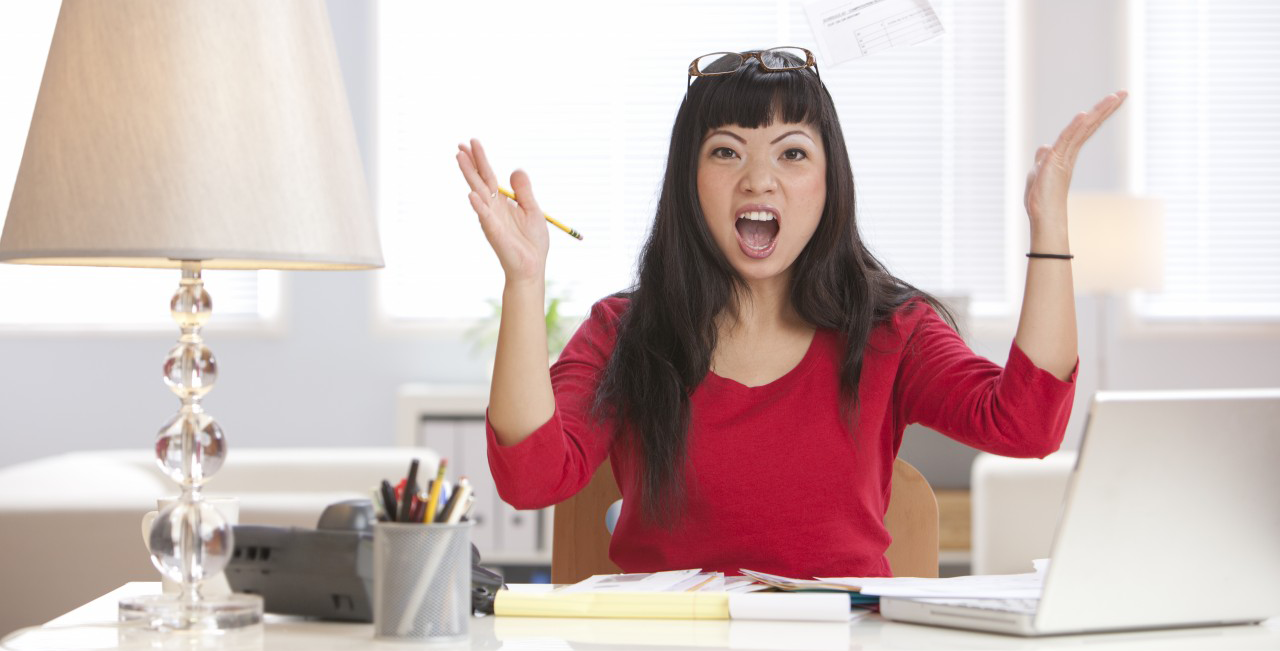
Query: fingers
1075 91 1127 146
457 138 501 199
456 149 490 197
470 139 501 191
1035 144 1051 165
467 191 500 238
1053 91 1128 162
1092 90 1126 113
466 191 488 223
1052 112 1090 161
508 169 542 217
1024 168 1037 212
456 141 545 237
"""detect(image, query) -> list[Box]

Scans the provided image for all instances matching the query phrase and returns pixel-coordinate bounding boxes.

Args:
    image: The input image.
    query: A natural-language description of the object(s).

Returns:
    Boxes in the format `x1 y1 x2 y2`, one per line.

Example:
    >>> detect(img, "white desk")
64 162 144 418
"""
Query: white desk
5 583 1279 651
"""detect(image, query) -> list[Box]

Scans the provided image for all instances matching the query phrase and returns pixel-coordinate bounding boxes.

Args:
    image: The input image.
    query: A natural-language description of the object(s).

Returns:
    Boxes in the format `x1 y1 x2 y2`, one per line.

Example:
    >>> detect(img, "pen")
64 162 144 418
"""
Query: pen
456 494 476 523
497 187 584 241
439 477 472 524
380 479 399 523
423 459 448 524
399 458 420 523
436 479 452 516
409 491 426 523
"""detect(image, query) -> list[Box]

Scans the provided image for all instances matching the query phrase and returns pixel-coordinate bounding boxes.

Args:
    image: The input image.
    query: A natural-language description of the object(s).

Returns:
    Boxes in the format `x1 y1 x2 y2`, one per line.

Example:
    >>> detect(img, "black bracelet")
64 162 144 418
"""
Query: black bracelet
1026 252 1074 260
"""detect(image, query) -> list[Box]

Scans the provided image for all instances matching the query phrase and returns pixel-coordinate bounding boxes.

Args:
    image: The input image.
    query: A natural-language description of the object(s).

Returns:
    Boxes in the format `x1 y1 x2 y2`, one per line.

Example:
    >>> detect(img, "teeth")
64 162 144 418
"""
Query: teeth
737 211 776 221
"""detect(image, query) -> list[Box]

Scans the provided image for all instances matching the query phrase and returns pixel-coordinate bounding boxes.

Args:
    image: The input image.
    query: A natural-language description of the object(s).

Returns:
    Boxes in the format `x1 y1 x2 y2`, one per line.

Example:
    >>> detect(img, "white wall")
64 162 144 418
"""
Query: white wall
0 0 1277 472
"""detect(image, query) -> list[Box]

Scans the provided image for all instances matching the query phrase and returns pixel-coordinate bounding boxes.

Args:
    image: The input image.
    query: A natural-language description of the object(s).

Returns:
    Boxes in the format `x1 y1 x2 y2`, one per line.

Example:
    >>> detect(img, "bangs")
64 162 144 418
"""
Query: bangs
691 63 825 132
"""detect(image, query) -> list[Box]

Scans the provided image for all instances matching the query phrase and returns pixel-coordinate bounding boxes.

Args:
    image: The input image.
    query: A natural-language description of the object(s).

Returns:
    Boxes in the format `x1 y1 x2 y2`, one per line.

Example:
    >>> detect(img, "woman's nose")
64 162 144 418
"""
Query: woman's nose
740 160 778 194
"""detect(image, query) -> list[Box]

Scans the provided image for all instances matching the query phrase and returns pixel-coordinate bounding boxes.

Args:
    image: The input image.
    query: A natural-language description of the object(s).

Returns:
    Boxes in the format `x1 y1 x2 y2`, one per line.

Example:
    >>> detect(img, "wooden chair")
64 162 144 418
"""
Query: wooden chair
550 457 939 583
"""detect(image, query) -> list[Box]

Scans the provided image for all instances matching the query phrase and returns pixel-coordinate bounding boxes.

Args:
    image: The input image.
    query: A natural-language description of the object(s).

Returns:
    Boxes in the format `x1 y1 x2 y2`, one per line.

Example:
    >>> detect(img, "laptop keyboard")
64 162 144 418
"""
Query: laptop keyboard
919 598 1041 615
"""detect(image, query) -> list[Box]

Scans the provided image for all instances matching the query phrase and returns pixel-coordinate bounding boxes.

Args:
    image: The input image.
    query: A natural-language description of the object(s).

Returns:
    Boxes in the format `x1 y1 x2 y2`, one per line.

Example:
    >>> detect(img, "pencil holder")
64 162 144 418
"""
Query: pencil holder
372 521 473 642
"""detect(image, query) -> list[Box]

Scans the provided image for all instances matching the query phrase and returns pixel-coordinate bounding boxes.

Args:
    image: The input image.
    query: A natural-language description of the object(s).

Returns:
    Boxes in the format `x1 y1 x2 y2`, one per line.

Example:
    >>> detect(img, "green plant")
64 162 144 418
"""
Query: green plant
465 282 574 361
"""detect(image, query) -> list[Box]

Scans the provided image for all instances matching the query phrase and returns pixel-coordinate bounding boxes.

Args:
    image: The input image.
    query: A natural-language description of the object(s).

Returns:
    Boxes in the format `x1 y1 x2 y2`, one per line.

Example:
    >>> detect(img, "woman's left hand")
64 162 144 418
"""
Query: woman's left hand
1024 91 1128 228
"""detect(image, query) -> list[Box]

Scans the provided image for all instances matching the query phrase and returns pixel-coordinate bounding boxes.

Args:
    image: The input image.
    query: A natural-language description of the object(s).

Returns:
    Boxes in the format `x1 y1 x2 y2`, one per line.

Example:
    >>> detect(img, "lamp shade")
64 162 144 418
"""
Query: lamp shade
0 0 382 270
1067 193 1164 295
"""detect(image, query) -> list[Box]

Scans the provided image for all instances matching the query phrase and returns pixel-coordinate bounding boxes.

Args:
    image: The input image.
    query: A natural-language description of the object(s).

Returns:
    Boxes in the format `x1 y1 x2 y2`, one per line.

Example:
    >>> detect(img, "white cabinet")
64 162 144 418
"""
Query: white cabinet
395 385 552 566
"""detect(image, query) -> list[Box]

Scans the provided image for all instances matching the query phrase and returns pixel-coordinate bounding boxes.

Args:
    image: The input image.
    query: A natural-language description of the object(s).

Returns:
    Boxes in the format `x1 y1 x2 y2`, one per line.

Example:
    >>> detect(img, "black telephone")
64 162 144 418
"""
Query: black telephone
225 499 506 621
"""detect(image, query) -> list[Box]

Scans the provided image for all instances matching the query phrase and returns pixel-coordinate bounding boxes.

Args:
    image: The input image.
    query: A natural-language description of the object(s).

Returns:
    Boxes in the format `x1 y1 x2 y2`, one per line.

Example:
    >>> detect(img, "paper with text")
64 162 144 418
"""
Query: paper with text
803 0 944 66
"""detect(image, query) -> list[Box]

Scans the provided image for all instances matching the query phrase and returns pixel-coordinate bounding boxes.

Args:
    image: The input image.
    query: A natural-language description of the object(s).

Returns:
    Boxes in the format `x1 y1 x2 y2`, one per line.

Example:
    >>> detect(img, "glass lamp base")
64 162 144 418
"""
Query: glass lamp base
118 593 263 632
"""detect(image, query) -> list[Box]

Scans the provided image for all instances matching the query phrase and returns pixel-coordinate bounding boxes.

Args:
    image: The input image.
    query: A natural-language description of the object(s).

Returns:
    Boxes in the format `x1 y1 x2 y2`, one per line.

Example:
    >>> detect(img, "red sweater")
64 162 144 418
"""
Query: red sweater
486 297 1076 578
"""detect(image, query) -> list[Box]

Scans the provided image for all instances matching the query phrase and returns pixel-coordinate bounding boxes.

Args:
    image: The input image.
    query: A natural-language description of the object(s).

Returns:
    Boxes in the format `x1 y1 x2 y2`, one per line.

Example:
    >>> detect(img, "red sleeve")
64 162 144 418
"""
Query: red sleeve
894 303 1077 458
485 298 625 509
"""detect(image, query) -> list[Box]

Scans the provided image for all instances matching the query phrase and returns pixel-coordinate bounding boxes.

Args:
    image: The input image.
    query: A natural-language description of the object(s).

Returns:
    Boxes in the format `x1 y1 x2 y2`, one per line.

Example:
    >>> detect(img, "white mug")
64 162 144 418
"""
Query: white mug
140 496 239 596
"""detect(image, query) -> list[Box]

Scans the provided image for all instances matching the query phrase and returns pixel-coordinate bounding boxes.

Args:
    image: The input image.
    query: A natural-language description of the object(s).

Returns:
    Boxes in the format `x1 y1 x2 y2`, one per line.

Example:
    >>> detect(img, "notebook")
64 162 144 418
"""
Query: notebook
880 388 1280 636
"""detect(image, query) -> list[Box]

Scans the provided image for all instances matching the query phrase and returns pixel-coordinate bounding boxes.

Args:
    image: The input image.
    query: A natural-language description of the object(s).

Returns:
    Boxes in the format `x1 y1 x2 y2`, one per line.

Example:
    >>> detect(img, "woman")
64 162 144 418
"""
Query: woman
456 48 1125 577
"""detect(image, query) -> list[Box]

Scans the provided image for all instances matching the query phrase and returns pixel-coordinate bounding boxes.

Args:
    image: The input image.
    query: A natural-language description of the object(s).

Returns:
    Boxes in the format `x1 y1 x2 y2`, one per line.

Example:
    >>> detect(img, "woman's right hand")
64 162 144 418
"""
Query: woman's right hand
456 139 556 446
456 139 550 283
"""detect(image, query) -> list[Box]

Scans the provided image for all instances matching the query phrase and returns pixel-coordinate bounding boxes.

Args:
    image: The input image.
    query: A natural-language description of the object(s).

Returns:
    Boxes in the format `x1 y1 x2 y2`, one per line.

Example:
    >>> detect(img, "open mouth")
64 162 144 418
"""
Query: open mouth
734 208 780 259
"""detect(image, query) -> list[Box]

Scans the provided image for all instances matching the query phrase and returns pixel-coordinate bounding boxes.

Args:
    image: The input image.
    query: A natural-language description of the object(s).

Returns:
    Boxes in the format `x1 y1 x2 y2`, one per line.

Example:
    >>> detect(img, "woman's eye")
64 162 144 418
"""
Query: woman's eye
782 148 808 161
710 147 738 159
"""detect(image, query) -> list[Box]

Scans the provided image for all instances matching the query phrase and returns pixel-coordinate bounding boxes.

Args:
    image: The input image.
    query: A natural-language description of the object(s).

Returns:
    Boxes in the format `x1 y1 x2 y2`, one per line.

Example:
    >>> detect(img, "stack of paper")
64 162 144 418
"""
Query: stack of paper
556 569 768 595
493 570 851 621
494 563 1050 620
739 569 864 592
743 560 1049 600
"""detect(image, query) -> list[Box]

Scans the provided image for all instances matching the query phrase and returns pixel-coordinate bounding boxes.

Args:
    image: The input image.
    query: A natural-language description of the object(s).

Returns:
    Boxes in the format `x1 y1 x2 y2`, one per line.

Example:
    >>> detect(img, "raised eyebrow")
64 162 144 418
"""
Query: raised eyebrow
703 129 746 144
771 130 817 146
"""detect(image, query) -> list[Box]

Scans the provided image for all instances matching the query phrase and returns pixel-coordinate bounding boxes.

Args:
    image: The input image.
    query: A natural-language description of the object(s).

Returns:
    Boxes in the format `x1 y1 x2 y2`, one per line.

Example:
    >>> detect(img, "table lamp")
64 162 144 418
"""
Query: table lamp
0 0 382 632
1067 193 1164 389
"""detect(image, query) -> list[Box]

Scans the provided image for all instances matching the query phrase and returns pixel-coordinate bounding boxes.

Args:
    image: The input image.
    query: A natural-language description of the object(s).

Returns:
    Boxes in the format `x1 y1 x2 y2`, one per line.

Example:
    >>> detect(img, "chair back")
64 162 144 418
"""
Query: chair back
550 457 939 584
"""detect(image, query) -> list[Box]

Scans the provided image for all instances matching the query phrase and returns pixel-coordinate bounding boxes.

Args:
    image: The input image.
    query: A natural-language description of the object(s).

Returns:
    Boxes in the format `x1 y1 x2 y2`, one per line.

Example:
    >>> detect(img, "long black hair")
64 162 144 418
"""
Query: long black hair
593 50 954 527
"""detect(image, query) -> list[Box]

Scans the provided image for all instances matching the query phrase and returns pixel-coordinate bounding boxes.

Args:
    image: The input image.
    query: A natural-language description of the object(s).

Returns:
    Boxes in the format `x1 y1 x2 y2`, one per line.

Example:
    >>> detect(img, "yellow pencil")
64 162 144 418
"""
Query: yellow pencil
497 187 584 241
423 459 448 523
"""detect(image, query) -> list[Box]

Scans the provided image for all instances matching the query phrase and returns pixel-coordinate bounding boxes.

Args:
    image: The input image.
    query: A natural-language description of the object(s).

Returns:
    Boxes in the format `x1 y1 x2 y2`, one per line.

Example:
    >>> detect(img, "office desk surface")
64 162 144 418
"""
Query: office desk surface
7 583 1279 651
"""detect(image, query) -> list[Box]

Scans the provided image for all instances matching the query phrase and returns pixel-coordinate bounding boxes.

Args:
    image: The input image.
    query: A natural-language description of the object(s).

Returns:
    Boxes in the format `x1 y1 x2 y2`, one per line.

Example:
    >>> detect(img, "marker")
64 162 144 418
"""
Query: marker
409 491 426 523
380 479 398 523
399 458 420 523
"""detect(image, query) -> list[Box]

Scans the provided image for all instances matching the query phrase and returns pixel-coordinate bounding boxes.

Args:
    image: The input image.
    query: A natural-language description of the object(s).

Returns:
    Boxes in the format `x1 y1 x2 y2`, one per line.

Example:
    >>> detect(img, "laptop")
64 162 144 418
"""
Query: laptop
880 388 1280 636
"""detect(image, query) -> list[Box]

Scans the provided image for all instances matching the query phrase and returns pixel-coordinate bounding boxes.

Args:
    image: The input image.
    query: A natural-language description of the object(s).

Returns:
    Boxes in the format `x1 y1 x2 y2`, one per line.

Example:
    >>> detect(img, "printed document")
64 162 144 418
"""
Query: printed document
803 0 944 66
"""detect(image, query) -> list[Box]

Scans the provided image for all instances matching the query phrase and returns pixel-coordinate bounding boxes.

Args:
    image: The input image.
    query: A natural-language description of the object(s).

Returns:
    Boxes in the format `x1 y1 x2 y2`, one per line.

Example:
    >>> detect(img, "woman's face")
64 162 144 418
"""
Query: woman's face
696 120 826 287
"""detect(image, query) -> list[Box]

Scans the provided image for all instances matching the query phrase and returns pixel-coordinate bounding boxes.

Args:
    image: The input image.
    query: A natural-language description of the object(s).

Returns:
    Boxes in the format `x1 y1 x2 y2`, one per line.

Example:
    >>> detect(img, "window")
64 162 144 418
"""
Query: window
1133 0 1280 320
377 0 1012 322
0 1 275 328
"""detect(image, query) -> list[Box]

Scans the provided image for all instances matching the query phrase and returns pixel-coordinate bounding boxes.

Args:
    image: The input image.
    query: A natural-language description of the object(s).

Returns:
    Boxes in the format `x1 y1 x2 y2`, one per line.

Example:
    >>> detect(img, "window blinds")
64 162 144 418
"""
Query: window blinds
1135 0 1280 319
377 0 1009 321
